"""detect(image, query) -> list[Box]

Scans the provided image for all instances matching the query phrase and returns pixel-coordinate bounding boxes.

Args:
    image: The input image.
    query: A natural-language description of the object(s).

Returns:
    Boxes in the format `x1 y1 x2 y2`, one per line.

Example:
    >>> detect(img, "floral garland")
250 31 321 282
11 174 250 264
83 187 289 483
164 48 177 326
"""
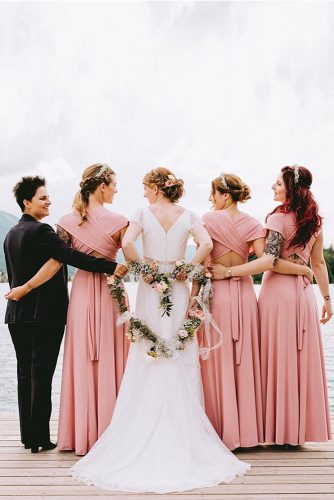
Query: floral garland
135 259 209 317
106 260 210 360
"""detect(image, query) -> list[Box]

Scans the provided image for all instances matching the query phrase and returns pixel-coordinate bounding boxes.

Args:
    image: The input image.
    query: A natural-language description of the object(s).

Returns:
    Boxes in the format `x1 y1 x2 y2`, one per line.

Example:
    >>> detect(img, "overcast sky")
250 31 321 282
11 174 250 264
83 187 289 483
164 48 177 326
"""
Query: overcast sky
0 1 333 245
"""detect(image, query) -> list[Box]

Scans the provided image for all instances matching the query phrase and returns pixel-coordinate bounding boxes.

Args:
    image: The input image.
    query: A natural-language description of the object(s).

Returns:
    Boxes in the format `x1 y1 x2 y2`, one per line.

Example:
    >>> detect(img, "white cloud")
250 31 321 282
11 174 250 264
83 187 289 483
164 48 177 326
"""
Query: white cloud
0 1 333 244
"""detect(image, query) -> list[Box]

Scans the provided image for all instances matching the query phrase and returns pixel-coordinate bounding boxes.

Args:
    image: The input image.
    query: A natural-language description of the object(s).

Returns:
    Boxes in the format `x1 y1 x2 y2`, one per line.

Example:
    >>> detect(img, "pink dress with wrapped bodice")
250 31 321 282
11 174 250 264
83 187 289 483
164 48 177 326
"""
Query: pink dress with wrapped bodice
201 210 265 449
259 211 331 445
57 206 129 455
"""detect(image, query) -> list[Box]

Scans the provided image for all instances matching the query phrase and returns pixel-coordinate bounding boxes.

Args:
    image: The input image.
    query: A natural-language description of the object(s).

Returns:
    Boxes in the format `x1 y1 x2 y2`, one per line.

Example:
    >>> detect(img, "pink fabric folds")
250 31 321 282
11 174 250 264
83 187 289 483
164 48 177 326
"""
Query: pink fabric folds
57 206 130 455
229 277 244 365
203 211 265 262
200 210 264 449
58 207 128 361
259 211 331 445
58 206 125 261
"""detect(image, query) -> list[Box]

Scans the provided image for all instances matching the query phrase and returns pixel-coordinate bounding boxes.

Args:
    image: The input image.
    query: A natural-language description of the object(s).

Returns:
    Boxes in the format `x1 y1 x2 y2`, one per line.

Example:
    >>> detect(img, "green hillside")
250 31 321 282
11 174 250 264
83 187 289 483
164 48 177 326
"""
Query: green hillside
0 210 19 273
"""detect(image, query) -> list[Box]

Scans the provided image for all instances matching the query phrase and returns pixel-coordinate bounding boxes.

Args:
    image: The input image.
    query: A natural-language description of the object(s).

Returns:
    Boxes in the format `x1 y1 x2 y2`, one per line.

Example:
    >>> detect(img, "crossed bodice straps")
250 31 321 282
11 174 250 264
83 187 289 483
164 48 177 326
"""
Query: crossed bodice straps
203 211 265 262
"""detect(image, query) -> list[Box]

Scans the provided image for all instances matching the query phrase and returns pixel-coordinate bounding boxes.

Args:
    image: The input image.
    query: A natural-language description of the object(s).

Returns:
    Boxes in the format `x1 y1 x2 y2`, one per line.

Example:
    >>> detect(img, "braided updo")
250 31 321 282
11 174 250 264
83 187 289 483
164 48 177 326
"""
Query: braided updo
143 167 184 203
211 173 251 203
73 163 115 224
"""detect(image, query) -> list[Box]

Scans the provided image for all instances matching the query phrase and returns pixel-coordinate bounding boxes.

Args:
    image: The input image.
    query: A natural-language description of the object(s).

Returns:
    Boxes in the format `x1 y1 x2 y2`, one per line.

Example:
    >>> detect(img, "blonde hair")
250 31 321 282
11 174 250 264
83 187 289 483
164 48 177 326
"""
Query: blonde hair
211 173 251 203
143 167 184 203
73 163 115 224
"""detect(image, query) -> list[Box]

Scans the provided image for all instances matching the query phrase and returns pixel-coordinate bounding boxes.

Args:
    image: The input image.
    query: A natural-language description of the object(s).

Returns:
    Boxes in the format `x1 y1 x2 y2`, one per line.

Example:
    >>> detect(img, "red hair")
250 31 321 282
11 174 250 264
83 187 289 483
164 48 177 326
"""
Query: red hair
267 166 322 249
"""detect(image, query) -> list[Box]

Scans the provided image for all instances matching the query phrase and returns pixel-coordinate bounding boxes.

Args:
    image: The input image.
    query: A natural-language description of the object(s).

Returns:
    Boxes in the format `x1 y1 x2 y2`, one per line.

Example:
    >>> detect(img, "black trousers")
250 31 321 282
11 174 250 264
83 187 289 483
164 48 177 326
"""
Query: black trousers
8 321 64 446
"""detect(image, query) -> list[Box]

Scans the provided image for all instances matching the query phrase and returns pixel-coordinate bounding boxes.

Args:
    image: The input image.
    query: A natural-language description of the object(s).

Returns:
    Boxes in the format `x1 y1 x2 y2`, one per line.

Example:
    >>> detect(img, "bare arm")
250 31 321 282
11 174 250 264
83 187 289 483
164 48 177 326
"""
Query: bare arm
310 231 333 324
5 259 62 301
274 257 313 282
5 224 70 301
122 222 142 262
209 231 281 279
253 236 313 281
189 254 211 301
189 225 213 265
187 226 212 311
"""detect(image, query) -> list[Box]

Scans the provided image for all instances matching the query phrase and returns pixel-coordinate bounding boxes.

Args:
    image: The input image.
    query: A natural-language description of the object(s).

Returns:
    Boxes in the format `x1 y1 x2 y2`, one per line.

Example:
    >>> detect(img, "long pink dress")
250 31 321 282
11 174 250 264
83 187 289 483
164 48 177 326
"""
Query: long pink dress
57 206 129 455
259 211 331 445
200 211 264 450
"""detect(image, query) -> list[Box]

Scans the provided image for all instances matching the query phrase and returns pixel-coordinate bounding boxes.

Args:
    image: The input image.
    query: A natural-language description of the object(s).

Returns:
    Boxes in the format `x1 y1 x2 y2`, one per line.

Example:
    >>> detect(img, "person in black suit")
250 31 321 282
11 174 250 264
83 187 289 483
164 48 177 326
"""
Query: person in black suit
4 176 125 453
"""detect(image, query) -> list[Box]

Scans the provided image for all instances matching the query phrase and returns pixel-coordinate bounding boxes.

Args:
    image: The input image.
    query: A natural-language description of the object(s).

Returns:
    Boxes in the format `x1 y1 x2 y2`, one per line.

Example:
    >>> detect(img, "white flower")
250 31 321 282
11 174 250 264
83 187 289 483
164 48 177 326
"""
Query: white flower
175 260 184 267
116 311 133 326
178 329 188 338
160 281 169 292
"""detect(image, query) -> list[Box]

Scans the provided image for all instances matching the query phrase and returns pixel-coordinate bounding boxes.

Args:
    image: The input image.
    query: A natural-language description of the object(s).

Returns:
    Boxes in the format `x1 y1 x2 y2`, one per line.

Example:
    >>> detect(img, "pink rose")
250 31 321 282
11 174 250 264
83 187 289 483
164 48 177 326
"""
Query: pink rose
189 308 204 319
153 282 162 292
106 276 115 285
165 180 174 187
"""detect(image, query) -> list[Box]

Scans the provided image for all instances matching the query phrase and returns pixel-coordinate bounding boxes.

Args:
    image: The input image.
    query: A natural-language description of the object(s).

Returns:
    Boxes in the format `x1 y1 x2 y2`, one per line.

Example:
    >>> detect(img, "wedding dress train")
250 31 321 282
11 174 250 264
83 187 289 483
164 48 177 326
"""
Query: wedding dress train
70 207 250 493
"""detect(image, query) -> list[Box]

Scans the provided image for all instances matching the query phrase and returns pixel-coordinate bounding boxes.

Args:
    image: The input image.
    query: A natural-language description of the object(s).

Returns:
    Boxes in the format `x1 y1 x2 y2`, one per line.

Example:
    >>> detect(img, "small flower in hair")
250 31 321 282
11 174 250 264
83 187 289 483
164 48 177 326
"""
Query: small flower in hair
165 175 176 187
293 164 300 184
220 172 228 189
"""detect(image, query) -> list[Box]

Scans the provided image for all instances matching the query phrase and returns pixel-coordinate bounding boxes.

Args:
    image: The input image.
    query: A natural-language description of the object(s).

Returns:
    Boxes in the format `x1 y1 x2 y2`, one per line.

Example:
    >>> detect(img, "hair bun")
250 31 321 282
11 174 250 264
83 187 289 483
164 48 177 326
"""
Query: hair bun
143 167 185 203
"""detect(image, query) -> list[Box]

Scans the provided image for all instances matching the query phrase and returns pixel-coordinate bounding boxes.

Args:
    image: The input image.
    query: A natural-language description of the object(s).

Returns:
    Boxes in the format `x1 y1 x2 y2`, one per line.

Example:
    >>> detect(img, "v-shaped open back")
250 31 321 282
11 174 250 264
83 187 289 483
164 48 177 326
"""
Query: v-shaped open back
147 207 187 234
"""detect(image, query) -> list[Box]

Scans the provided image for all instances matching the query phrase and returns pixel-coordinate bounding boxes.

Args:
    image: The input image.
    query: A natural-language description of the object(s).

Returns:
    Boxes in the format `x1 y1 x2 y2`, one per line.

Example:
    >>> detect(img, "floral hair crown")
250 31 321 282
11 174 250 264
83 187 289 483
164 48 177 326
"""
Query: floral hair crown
293 164 300 185
96 163 110 178
165 174 177 187
220 172 228 189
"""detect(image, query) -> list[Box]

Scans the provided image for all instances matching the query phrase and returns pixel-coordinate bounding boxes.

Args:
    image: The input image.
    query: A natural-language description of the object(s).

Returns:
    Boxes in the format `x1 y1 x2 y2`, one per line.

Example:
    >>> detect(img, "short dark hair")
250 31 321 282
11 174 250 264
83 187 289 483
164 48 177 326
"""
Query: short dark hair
13 176 46 212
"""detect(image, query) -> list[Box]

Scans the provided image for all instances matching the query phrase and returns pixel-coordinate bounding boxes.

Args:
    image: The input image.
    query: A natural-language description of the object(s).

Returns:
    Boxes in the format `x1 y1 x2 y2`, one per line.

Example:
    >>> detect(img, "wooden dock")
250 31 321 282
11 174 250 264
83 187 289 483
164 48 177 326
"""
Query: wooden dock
0 413 333 499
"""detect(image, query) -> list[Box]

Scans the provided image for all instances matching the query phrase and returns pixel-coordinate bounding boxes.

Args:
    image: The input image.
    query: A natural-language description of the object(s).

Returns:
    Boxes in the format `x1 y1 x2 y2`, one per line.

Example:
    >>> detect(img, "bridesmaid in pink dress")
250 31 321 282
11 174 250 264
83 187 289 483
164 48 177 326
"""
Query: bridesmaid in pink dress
210 166 333 447
56 164 129 455
196 173 265 450
195 173 306 449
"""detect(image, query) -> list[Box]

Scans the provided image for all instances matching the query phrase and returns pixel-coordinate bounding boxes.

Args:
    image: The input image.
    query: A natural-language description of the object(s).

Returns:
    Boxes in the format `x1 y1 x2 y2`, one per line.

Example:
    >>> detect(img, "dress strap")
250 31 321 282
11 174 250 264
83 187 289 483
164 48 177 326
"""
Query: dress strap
296 275 309 350
229 277 244 365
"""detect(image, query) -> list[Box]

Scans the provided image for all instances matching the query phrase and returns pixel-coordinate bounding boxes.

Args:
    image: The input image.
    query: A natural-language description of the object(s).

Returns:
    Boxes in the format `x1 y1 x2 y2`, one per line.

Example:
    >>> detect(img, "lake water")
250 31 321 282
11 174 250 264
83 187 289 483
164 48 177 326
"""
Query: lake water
0 283 333 414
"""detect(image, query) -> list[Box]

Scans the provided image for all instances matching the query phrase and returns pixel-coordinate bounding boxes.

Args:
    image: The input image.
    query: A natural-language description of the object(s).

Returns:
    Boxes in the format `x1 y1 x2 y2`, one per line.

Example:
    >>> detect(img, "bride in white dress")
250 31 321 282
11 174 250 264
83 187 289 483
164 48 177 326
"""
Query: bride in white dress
70 167 250 493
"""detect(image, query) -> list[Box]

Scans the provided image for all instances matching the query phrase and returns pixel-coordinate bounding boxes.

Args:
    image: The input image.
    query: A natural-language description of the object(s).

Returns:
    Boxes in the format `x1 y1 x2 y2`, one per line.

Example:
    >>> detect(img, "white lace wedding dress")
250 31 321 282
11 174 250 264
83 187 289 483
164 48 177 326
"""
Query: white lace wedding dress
70 207 250 493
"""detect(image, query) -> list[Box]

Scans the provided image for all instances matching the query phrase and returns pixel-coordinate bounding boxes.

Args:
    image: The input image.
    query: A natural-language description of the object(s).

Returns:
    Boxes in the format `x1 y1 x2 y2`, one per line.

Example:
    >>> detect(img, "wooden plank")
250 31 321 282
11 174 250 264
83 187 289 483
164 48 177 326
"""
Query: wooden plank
0 413 333 498
0 484 334 495
3 451 334 461
1 496 334 500
1 466 333 476
1 458 334 468
1 474 334 486
0 461 72 468
235 451 334 458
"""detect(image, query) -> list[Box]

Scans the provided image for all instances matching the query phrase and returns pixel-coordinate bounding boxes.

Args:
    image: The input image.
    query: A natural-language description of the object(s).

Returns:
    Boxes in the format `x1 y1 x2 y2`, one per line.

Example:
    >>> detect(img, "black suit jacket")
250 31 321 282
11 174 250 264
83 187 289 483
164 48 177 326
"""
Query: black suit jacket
4 214 117 324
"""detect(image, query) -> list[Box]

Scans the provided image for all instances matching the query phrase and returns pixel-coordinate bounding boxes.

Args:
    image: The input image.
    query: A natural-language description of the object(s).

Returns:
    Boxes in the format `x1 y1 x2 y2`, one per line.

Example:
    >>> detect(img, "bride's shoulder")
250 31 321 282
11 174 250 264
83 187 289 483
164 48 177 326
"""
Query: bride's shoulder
130 206 147 227
180 207 204 229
